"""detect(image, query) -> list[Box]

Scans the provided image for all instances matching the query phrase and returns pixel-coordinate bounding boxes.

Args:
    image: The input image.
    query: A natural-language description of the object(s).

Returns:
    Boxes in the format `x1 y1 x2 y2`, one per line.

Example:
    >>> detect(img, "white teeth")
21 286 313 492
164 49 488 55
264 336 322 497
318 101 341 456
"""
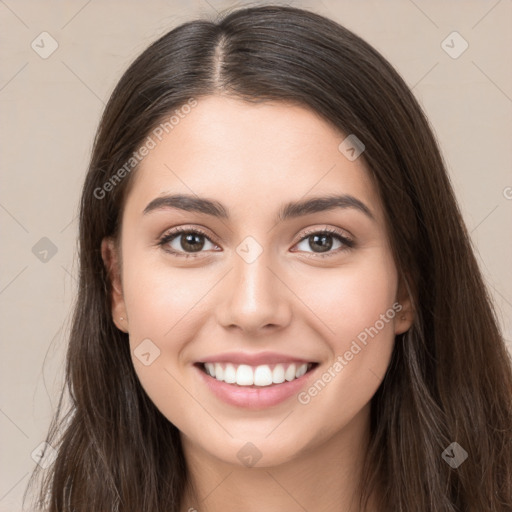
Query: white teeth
224 363 237 383
254 365 273 386
272 364 285 384
285 364 296 381
296 363 307 378
214 363 224 381
202 362 314 386
236 364 254 385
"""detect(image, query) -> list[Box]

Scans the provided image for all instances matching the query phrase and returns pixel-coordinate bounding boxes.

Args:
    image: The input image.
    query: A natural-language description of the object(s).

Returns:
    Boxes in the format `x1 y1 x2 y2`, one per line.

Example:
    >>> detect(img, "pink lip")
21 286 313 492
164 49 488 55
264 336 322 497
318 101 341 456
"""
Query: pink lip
194 362 319 409
198 351 316 366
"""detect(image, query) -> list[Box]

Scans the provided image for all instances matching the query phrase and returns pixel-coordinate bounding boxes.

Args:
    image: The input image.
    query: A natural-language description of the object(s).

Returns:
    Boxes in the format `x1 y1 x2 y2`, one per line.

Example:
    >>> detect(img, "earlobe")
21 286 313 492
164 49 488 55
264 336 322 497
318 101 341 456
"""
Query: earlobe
101 237 128 332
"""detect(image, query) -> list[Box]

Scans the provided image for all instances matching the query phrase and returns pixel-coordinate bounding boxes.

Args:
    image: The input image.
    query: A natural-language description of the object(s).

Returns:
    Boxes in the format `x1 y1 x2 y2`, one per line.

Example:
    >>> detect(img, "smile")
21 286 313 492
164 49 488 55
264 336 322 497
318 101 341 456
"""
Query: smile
194 361 320 409
199 361 317 387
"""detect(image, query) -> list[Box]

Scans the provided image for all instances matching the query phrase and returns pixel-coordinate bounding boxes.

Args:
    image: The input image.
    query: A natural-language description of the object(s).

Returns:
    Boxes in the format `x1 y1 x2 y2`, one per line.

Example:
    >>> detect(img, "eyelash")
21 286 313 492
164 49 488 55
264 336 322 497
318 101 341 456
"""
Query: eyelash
157 226 355 259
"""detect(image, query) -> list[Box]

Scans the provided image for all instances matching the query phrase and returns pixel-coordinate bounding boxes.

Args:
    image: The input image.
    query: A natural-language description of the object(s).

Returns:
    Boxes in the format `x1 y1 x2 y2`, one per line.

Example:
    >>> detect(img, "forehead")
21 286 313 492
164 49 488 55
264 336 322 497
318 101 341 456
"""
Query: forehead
123 95 384 226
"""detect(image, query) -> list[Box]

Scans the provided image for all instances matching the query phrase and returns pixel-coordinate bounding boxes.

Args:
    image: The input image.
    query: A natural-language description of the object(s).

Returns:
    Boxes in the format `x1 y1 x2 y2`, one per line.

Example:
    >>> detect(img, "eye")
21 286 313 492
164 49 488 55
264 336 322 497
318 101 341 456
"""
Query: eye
158 227 219 258
158 226 355 259
292 227 354 258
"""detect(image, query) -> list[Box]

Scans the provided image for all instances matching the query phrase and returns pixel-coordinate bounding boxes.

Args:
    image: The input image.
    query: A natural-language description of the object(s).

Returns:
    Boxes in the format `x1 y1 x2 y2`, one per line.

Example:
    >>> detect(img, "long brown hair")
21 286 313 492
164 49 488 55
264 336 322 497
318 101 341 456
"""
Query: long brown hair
24 5 512 511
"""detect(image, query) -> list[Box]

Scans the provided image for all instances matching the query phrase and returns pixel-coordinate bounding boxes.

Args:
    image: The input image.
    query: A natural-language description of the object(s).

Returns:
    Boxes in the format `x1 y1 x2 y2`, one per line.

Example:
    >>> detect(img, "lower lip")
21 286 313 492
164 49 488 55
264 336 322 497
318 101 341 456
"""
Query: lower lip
194 363 319 409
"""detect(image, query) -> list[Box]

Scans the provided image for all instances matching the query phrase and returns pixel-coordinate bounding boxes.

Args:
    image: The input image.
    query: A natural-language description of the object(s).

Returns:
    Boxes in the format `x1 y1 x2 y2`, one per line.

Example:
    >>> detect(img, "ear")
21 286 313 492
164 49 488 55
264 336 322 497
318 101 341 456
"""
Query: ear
101 236 128 332
394 270 415 335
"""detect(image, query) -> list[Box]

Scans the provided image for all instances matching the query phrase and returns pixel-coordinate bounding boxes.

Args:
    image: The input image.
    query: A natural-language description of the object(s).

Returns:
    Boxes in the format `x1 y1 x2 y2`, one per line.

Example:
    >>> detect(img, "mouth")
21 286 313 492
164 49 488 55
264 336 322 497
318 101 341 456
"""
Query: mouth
194 361 319 388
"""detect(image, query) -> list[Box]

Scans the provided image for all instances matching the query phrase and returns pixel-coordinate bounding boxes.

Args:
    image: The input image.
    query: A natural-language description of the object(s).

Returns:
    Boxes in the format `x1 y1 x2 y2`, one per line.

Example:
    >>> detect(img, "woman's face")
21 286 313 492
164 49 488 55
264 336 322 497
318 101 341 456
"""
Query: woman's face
103 95 413 467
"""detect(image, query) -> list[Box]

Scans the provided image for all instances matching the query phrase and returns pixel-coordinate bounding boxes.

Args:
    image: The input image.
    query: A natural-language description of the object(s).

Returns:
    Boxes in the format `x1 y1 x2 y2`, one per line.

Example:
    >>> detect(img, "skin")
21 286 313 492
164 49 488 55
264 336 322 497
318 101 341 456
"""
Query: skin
102 95 414 512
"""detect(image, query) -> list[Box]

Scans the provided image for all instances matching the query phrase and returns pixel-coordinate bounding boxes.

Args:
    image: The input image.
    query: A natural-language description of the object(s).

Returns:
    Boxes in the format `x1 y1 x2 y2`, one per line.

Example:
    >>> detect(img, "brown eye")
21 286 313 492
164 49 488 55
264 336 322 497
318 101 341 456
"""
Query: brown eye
175 232 206 252
158 228 218 257
293 228 354 258
305 233 334 253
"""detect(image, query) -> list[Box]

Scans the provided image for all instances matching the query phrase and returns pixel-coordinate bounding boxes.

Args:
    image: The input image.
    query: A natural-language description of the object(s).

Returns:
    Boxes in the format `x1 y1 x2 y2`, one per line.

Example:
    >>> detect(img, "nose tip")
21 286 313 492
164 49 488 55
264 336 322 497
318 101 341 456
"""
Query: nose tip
216 253 292 335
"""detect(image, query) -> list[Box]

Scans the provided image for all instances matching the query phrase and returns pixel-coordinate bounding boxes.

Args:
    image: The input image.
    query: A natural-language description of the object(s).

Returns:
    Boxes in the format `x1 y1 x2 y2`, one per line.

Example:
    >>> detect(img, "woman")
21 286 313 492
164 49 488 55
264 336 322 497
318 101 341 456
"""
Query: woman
25 4 512 511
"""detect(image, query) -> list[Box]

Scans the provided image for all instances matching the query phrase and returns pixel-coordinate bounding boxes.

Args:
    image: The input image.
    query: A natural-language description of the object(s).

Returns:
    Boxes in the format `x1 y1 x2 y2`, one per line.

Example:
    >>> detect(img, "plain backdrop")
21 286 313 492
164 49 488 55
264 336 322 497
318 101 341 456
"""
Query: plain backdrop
0 0 511 509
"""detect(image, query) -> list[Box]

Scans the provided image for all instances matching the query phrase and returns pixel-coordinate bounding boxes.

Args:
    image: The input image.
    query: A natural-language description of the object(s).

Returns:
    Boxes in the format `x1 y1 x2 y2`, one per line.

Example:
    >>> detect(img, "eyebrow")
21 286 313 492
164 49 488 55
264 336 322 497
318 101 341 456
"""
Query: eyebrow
143 193 375 222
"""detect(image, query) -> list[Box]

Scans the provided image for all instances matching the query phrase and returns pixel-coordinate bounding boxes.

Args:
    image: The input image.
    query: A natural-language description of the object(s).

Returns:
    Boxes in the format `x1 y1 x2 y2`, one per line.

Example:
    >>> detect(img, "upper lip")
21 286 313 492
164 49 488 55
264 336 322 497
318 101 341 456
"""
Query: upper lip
198 351 317 366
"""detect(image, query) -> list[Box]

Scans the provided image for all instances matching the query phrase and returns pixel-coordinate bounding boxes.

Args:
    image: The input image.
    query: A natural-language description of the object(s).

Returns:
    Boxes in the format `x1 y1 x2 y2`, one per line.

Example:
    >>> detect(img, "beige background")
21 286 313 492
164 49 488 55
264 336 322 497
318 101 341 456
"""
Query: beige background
1 0 511 509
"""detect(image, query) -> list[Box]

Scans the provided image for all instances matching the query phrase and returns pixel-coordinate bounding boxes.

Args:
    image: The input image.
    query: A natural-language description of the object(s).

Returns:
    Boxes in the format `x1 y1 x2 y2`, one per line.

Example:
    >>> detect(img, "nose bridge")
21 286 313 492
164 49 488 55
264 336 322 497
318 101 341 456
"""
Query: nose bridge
217 236 291 332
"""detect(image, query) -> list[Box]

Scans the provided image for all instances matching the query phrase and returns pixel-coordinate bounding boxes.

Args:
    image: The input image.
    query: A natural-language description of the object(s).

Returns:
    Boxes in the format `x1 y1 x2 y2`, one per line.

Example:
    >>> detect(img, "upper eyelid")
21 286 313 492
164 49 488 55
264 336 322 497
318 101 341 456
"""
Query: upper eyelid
298 226 353 240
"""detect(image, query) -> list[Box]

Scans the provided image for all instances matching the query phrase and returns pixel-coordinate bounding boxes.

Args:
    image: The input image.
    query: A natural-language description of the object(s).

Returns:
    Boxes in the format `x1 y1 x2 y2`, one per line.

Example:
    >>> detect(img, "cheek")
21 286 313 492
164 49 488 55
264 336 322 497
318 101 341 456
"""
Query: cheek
120 257 209 429
294 253 399 413
297 251 398 379
294 250 398 344
122 256 210 341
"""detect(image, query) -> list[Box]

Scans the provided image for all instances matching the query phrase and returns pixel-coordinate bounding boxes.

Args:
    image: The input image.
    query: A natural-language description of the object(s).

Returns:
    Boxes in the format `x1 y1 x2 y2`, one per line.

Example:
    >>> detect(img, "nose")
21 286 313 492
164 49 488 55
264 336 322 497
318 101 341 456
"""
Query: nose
216 248 292 336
